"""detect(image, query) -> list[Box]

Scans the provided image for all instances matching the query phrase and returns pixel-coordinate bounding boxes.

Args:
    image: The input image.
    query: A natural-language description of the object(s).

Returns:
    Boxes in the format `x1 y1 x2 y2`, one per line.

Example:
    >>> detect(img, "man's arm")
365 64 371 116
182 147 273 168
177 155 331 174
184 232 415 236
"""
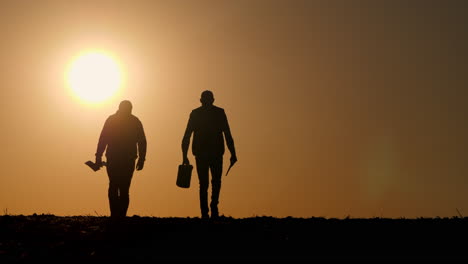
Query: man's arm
95 118 110 165
222 110 237 162
136 120 147 170
181 112 194 164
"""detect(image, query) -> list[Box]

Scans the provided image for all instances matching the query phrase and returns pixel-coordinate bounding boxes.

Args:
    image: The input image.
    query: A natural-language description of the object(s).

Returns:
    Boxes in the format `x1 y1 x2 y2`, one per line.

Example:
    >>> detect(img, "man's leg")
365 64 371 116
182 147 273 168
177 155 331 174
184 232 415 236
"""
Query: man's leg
116 159 135 218
107 165 120 218
117 184 130 218
108 182 119 218
209 156 223 218
107 159 135 219
195 157 210 218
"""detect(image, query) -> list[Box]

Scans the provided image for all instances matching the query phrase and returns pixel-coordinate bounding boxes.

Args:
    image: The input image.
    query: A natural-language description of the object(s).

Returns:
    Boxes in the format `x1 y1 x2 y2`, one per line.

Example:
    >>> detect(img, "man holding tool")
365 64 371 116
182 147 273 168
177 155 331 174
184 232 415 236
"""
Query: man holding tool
181 90 237 219
90 100 147 219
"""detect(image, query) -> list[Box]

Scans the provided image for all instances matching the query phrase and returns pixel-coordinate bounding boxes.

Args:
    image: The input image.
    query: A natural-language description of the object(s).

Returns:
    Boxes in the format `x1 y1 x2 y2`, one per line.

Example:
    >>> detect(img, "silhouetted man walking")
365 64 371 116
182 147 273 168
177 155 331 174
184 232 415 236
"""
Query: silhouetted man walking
95 100 147 219
182 90 237 219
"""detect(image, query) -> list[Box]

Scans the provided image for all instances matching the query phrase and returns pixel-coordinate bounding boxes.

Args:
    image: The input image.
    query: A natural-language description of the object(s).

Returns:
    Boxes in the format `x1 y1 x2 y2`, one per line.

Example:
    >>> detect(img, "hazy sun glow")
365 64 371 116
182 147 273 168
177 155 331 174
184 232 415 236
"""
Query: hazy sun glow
66 51 123 104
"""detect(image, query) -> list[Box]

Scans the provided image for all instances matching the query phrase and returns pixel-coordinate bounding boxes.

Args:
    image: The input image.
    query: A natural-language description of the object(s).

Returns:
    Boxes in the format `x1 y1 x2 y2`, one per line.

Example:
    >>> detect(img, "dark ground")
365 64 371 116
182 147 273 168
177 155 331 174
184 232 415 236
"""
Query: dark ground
1 214 467 262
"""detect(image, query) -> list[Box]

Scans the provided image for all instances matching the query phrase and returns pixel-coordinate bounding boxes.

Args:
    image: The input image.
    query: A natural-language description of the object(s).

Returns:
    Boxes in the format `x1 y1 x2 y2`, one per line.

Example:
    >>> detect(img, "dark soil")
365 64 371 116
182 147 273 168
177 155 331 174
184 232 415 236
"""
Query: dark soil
1 214 467 262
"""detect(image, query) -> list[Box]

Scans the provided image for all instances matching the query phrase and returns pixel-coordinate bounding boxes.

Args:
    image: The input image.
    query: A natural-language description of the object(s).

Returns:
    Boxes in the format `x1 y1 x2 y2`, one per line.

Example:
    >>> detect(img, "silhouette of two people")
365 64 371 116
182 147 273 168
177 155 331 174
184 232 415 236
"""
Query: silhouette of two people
95 100 147 219
94 90 236 220
182 90 237 219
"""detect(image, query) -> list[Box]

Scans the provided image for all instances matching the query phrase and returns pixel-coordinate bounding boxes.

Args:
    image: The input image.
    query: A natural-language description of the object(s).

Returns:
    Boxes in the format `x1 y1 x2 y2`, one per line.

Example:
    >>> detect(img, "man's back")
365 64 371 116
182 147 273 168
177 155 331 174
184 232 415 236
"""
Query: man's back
189 105 228 157
97 113 146 161
181 90 237 219
94 100 146 219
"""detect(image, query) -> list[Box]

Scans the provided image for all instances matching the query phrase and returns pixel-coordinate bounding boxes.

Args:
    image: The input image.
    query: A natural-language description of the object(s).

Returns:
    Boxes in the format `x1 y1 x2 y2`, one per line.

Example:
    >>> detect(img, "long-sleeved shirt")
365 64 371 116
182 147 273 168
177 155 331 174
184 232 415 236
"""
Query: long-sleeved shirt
96 112 147 161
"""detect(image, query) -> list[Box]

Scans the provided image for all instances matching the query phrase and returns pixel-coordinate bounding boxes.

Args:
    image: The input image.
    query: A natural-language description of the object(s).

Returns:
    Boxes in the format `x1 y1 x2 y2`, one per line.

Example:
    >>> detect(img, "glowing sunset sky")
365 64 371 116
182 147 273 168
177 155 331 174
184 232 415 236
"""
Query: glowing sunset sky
1 0 467 218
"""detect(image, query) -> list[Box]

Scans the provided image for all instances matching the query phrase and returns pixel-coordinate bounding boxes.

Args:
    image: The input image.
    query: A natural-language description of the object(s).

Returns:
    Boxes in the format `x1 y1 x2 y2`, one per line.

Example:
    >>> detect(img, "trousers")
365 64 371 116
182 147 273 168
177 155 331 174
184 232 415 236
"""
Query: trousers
195 155 223 217
106 158 136 218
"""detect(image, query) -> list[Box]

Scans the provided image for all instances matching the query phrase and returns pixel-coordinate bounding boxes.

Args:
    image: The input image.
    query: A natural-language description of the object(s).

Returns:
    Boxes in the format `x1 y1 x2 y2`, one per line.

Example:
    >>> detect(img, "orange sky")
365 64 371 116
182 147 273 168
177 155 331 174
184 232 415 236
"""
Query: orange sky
1 0 468 218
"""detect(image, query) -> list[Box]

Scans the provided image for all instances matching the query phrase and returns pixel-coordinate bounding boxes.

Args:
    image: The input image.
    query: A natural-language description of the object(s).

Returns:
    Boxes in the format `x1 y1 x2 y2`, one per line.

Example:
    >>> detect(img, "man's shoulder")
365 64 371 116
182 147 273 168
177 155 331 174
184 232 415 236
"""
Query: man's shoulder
213 105 224 112
190 106 203 116
106 113 117 121
130 115 144 125
130 114 141 120
191 105 225 114
106 113 142 123
191 106 202 113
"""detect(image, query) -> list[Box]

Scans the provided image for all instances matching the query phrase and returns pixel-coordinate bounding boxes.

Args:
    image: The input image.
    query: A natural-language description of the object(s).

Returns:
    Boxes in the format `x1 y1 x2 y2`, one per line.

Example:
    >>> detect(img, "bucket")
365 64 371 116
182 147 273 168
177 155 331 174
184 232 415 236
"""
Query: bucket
177 164 193 188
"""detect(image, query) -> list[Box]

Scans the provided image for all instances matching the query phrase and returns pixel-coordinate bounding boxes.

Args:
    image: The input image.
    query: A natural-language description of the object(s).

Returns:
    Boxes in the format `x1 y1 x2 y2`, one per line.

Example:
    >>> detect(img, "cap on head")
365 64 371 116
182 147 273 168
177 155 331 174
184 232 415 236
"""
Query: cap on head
118 100 132 114
200 90 214 105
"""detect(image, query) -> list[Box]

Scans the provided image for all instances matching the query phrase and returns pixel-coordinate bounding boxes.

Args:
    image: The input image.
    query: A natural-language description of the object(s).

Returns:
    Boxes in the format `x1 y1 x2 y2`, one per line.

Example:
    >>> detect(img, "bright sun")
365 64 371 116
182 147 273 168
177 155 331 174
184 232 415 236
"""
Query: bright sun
66 51 123 104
